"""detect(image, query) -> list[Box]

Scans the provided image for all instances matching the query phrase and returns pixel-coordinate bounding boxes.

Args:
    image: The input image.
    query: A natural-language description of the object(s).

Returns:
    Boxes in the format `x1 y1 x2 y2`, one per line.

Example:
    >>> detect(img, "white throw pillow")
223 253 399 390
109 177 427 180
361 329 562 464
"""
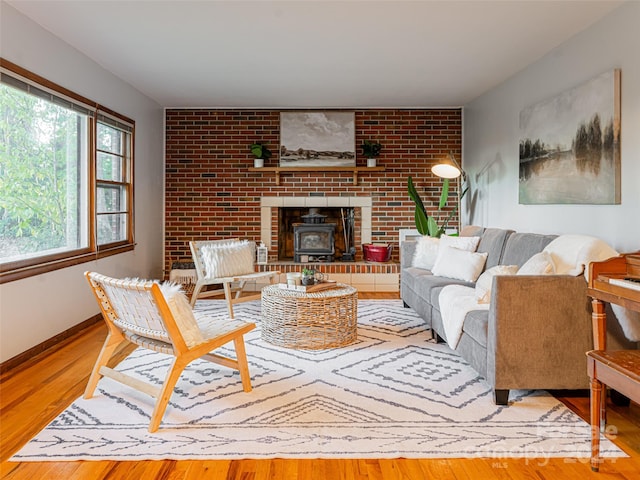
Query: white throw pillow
517 251 556 275
475 265 519 304
160 283 204 348
432 246 488 282
440 235 480 252
412 236 440 270
200 240 255 278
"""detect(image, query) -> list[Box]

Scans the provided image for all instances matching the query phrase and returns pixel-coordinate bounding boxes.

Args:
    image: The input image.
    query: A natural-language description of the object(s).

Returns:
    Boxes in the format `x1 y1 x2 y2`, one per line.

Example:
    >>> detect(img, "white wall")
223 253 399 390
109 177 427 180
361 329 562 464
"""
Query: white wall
0 3 165 363
463 1 639 253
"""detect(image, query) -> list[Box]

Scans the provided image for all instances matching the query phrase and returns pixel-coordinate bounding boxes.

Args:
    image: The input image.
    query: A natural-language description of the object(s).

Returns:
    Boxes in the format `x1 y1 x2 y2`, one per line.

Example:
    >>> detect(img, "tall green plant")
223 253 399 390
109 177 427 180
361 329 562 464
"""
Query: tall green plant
408 176 440 237
408 176 467 237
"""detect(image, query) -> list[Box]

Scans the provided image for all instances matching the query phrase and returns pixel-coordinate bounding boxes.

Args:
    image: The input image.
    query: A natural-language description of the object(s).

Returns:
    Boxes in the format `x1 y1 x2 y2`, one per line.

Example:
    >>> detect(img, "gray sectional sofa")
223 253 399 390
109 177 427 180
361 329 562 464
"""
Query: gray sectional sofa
400 226 629 405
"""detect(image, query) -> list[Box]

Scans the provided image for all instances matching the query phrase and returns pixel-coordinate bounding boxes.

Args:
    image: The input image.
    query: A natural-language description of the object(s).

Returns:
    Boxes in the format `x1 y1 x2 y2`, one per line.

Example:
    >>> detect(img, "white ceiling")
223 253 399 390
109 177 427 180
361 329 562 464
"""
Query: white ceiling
6 0 624 108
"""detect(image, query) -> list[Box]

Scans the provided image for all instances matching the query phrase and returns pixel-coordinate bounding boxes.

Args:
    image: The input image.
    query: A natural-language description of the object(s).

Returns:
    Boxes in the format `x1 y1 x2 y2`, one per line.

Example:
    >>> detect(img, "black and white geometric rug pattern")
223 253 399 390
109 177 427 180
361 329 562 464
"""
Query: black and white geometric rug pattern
13 300 624 461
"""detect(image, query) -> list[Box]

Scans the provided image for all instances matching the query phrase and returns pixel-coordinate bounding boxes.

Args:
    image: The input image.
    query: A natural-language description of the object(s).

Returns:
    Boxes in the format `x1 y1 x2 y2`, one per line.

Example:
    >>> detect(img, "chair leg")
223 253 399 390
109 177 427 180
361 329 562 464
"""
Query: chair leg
233 336 252 392
599 385 607 433
223 282 235 318
148 357 188 433
590 377 604 471
234 280 247 299
84 331 126 399
190 281 205 307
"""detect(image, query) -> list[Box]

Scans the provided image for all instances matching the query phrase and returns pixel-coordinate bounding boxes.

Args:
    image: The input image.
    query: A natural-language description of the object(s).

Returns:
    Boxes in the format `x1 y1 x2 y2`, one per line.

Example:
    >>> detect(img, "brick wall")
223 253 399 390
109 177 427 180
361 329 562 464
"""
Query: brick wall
164 109 462 275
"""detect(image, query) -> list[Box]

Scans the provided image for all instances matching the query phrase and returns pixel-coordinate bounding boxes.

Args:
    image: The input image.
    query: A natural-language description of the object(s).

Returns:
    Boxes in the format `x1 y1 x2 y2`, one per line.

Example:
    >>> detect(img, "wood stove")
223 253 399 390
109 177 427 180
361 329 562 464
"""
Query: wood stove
293 208 335 262
293 223 335 262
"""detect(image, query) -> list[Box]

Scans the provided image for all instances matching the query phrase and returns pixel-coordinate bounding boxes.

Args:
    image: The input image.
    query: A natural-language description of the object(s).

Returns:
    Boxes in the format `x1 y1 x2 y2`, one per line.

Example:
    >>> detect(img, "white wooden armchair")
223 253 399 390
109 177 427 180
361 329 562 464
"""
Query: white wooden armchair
84 271 255 432
189 239 280 317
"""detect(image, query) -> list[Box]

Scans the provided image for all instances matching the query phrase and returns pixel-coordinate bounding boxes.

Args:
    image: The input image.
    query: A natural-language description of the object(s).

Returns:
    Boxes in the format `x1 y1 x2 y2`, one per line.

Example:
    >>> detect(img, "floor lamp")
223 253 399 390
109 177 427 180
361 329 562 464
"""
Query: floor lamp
431 153 466 233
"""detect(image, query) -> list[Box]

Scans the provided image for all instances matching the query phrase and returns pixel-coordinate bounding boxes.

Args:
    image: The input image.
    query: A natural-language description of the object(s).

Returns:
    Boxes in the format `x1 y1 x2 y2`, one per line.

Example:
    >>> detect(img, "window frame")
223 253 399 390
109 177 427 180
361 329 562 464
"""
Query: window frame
95 114 135 251
0 59 135 283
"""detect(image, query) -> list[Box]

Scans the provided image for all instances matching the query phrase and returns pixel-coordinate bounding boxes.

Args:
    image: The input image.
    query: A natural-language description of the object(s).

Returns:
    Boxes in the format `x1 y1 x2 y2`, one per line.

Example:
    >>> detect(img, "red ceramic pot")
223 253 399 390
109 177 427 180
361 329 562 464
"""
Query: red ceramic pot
362 243 393 262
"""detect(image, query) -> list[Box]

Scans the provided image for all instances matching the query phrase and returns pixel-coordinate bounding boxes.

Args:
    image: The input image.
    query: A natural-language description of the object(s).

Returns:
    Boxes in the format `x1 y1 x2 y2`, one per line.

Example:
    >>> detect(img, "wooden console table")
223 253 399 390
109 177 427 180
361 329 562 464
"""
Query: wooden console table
586 253 640 472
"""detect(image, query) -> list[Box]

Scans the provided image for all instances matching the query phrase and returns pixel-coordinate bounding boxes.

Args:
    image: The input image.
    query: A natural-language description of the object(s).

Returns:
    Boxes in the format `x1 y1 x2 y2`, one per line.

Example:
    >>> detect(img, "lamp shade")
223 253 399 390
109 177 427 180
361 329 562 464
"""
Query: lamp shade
431 153 462 179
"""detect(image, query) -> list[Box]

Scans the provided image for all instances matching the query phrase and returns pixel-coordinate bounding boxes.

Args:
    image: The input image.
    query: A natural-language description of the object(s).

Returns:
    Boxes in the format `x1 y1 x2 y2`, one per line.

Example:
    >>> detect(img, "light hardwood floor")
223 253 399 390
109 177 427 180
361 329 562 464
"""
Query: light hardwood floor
1 293 639 479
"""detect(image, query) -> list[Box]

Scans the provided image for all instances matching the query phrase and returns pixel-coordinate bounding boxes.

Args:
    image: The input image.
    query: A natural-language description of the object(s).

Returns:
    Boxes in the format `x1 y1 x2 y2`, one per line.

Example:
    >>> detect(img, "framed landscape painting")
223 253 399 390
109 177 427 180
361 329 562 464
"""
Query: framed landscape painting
519 69 621 204
280 112 356 167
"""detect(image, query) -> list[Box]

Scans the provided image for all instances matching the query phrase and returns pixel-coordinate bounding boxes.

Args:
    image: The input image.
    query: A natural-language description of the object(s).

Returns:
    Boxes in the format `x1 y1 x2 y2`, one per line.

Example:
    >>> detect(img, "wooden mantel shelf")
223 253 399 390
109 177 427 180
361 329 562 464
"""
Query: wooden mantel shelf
247 166 386 186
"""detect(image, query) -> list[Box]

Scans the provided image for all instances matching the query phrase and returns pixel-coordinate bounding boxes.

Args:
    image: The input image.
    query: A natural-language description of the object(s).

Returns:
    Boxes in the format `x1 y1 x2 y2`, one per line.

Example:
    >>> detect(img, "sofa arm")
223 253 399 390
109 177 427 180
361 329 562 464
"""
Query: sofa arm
401 241 418 269
486 275 592 391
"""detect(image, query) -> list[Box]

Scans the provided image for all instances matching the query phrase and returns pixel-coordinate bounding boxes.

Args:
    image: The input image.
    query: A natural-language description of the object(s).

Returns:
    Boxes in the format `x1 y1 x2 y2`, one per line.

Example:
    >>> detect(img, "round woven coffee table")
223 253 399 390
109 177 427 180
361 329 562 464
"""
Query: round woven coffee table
261 283 358 349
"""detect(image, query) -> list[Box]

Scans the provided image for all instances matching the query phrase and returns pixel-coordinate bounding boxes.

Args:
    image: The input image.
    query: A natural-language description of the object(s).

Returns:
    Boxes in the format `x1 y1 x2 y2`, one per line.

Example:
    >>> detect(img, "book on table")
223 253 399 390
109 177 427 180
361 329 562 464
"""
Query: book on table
277 280 338 293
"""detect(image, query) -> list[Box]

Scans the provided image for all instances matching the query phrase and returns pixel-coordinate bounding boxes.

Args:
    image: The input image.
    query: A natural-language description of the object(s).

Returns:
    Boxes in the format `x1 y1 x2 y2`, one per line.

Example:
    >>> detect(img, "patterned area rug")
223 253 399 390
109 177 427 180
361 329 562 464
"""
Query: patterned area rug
14 300 623 461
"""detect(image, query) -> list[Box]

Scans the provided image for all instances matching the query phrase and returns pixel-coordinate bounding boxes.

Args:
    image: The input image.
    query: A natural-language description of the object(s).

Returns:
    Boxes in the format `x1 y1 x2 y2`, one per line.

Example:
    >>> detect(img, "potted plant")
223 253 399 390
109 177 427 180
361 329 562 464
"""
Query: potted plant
301 267 316 286
249 143 272 168
361 140 382 167
408 176 468 237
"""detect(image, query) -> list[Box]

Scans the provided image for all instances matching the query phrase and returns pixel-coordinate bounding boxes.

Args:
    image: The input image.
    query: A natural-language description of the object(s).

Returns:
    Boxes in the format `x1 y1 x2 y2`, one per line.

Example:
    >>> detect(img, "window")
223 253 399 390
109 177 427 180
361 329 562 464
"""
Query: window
0 59 134 283
96 118 132 246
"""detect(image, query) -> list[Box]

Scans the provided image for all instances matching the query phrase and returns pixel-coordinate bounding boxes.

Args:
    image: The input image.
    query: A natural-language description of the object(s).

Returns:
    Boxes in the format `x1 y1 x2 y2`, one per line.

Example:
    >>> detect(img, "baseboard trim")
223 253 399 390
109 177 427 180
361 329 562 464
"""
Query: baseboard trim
0 314 102 374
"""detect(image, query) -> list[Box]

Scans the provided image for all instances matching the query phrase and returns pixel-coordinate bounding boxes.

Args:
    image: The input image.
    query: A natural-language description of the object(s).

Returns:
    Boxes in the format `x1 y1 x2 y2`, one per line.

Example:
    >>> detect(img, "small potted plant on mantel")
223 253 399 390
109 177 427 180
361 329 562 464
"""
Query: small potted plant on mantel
361 140 382 167
250 142 272 168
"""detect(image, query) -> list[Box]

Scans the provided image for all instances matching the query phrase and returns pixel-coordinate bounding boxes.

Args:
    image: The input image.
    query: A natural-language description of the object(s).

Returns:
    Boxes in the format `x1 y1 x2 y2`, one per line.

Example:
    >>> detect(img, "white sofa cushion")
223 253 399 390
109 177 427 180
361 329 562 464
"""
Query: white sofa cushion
411 235 480 271
412 236 440 270
432 246 488 282
517 251 556 275
440 234 480 252
475 265 519 304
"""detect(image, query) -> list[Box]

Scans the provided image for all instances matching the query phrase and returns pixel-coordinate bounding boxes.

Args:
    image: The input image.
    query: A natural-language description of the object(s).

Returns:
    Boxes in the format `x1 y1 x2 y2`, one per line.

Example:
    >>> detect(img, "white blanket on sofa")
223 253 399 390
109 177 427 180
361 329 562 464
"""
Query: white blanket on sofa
543 235 640 341
542 234 618 278
438 235 640 348
439 285 489 349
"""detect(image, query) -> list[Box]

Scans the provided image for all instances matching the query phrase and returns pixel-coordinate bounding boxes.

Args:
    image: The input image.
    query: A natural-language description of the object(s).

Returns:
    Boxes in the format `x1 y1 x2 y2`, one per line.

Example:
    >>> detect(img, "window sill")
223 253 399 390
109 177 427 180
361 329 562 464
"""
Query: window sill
0 243 135 284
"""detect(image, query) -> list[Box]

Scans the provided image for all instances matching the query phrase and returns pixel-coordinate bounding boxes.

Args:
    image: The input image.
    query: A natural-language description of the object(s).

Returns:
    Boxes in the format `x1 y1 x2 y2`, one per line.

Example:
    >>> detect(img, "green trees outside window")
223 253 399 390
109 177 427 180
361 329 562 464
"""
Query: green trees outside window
0 82 88 261
0 61 134 282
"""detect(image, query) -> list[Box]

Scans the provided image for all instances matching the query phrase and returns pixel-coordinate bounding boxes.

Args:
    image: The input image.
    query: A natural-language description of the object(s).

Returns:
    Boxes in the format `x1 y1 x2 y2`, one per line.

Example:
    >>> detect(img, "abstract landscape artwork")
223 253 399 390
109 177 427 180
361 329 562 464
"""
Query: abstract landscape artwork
280 112 355 167
519 69 620 204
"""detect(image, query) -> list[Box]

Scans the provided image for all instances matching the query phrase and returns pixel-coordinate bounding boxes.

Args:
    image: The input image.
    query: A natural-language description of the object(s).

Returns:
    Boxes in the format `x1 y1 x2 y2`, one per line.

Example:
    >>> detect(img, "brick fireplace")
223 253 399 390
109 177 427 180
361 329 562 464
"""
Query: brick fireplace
255 196 406 291
164 107 463 285
260 196 372 259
